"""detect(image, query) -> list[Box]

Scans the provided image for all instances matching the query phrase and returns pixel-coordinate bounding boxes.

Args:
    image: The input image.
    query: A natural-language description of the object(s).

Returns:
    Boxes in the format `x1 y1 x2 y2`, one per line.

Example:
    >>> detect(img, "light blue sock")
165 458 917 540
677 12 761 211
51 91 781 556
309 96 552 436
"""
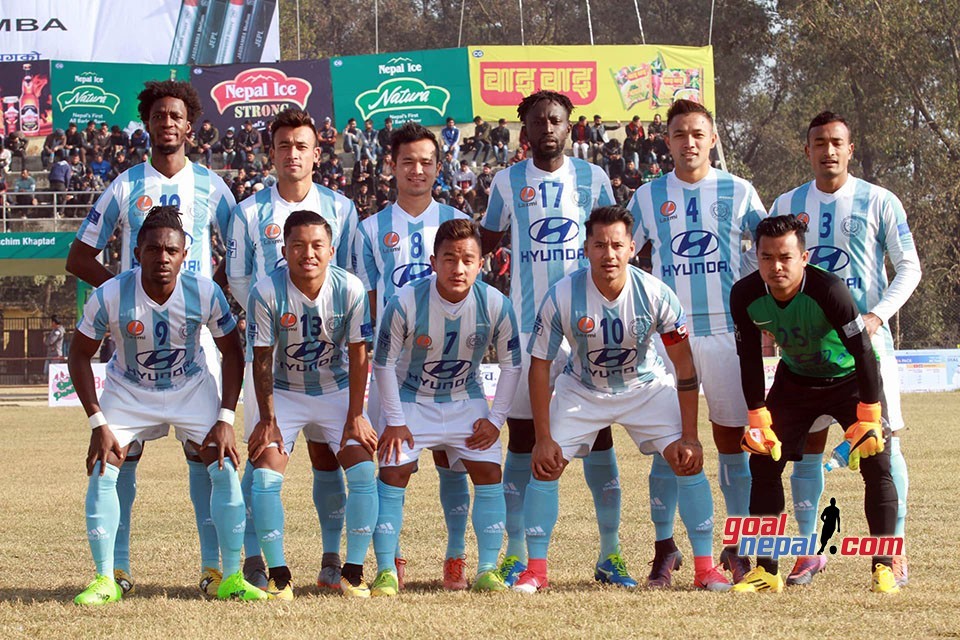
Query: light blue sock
503 451 531 560
251 468 285 568
86 462 120 576
437 467 469 559
114 458 137 574
472 483 506 573
344 462 378 567
583 447 621 559
790 454 824 536
890 437 908 538
649 454 678 541
208 461 245 576
313 468 346 556
677 471 714 558
187 459 220 571
240 460 261 559
373 479 405 574
718 452 752 517
523 478 559 560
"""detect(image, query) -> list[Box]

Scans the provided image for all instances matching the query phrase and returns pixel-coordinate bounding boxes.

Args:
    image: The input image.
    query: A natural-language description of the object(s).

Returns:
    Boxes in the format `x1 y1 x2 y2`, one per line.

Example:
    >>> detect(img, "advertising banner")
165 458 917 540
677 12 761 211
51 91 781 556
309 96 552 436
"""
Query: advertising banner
0 1 279 64
0 232 74 259
0 59 52 137
49 363 106 407
191 59 332 141
51 61 189 132
467 44 714 122
330 48 472 127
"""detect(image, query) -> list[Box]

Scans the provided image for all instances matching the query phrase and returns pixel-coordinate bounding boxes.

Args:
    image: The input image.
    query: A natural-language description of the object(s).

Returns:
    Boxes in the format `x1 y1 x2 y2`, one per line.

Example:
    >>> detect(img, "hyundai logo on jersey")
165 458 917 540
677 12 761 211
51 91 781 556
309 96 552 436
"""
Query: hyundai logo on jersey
392 262 433 288
136 348 187 370
671 230 720 258
808 245 851 273
422 359 472 380
529 217 580 244
285 340 334 363
587 347 638 368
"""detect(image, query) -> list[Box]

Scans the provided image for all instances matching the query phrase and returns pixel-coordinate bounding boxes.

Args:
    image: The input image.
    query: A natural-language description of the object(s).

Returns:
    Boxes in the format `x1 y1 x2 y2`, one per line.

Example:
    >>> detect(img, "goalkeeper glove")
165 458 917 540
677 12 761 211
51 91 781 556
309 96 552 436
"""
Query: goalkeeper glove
741 407 782 461
845 402 884 471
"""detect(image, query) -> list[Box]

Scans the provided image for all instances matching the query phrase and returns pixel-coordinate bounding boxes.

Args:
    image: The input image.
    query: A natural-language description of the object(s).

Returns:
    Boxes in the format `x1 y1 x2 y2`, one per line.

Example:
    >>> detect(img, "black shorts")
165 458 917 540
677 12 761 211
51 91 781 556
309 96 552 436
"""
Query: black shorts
766 363 887 461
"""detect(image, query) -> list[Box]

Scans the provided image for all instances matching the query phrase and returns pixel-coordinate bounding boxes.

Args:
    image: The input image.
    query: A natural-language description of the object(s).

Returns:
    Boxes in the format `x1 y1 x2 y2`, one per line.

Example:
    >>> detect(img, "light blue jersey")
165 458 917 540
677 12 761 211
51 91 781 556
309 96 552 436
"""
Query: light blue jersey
769 176 921 355
226 183 359 311
374 274 521 404
529 265 686 394
627 168 766 336
481 156 614 333
77 269 236 390
247 265 372 396
76 160 235 277
353 200 470 310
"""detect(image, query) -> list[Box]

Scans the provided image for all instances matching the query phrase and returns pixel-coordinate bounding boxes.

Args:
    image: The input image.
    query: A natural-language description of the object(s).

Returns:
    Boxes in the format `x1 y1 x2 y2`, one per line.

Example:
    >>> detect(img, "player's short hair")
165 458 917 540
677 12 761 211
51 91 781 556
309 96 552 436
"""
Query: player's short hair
755 214 808 250
434 218 481 254
270 108 317 145
517 90 575 123
391 122 440 163
283 210 332 242
666 99 714 129
585 206 634 237
137 205 185 246
137 80 203 125
806 111 851 141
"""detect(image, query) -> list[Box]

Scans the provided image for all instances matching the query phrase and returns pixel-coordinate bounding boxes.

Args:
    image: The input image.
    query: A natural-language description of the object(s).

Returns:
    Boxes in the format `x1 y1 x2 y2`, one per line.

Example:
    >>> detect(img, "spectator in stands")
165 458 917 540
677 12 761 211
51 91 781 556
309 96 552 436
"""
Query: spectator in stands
13 168 37 209
352 156 374 194
589 114 620 164
42 128 65 170
64 122 86 163
109 125 129 157
89 153 111 182
81 120 98 160
642 162 662 184
242 150 262 175
129 128 150 158
342 117 361 163
453 159 477 209
44 315 64 377
0 144 11 179
320 153 346 188
68 150 86 179
318 116 337 158
653 132 669 163
234 180 248 202
625 115 644 140
432 183 450 205
451 189 474 217
622 160 642 190
196 120 219 167
5 133 26 172
647 113 665 136
622 127 642 169
353 181 376 220
360 118 379 163
471 115 491 166
48 151 72 193
441 117 461 161
476 162 494 212
237 120 262 158
601 138 624 176
441 150 458 188
377 152 395 187
94 123 111 154
491 117 510 166
375 178 395 209
610 174 631 206
259 165 276 189
571 115 590 160
108 151 130 181
218 126 237 168
376 116 394 167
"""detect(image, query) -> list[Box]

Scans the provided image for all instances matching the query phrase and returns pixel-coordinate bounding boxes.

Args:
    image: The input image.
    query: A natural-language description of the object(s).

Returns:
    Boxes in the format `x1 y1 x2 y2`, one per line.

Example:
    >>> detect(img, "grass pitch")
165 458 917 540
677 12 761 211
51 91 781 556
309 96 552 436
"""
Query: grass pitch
0 393 958 639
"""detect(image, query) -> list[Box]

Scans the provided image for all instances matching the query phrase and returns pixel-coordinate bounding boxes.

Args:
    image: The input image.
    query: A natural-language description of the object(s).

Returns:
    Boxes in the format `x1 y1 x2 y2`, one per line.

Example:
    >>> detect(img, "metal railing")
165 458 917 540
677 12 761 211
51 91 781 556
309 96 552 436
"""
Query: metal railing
1 189 102 232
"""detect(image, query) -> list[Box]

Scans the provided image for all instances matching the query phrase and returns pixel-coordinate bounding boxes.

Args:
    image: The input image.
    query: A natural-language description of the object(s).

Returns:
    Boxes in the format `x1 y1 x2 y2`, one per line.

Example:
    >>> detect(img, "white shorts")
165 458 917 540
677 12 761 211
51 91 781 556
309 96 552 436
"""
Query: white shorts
810 352 904 433
551 374 681 461
243 385 366 452
378 398 501 472
200 326 221 388
242 361 259 429
658 332 748 427
509 332 570 421
100 371 220 449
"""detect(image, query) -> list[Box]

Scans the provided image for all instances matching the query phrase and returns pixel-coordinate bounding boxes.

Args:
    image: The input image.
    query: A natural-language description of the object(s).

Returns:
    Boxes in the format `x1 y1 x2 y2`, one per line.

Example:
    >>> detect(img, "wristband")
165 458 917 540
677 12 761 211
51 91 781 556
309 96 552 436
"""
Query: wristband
88 411 107 429
218 408 236 425
856 402 881 423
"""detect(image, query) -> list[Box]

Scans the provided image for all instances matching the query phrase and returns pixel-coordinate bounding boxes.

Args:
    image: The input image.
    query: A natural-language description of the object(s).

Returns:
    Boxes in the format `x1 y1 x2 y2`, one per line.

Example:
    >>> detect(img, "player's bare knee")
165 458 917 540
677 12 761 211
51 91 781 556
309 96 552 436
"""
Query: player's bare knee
337 445 373 469
379 463 415 488
592 426 614 452
712 422 745 454
804 428 829 454
463 460 502 485
432 448 451 469
506 418 536 453
308 441 339 471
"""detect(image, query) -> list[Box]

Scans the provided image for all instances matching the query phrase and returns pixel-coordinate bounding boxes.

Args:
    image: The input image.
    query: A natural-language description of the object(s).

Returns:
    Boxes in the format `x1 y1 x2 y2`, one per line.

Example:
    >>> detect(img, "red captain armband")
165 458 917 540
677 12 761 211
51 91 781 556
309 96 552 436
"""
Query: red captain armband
660 322 689 346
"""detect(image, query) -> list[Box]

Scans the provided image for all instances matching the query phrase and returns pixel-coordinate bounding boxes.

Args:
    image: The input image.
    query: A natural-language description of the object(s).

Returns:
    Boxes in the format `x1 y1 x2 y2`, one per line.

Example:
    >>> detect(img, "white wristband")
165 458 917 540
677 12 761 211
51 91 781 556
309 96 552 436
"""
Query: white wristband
88 411 107 429
218 408 236 425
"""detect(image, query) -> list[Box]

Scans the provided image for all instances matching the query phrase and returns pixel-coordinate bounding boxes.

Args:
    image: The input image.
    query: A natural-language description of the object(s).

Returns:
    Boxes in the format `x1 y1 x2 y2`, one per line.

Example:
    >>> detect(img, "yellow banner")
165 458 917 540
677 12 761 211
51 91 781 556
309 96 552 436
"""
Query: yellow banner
467 44 714 123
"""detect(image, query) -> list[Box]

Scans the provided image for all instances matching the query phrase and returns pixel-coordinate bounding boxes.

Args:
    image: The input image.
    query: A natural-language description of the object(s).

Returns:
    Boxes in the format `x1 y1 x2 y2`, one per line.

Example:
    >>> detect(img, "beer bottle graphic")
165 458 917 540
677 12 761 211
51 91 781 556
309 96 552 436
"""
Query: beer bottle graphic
20 64 40 134
3 97 18 135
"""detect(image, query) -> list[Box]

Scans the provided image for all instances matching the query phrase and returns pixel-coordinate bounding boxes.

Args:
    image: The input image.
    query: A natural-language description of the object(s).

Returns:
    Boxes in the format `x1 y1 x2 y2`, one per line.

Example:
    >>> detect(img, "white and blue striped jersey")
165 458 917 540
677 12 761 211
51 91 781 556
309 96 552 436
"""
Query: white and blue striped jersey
374 274 521 404
481 157 614 333
247 265 372 396
77 269 236 390
769 176 921 355
529 265 686 394
226 183 360 311
627 168 766 337
353 200 470 309
76 160 235 277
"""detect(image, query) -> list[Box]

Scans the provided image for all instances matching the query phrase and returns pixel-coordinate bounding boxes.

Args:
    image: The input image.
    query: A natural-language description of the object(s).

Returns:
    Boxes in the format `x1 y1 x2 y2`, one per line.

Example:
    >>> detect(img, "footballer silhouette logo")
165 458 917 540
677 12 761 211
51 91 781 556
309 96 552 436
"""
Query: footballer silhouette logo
279 313 297 328
382 231 401 248
577 316 596 334
126 320 145 336
264 223 282 240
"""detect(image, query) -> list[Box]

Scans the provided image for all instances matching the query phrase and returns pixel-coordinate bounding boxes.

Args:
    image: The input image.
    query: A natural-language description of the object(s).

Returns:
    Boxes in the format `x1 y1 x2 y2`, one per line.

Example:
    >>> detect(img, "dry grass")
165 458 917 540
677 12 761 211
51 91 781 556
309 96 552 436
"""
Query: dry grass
1 394 958 639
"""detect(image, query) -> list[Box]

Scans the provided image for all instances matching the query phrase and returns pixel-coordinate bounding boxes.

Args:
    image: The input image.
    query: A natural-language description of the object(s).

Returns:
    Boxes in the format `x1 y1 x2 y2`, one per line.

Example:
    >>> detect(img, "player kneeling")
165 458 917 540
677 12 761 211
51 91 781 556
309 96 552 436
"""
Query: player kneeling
70 206 266 605
371 219 522 595
513 206 730 594
246 211 378 599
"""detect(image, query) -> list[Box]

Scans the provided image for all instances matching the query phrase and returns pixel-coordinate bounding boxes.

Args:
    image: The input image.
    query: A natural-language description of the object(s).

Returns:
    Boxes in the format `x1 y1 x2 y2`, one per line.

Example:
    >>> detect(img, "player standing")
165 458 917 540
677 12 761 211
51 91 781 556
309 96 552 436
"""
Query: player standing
353 122 472 589
69 207 266 604
371 219 522 595
226 108 360 590
246 211 377 598
65 80 236 596
514 206 729 593
769 112 920 588
729 214 899 594
626 99 766 585
480 91 630 587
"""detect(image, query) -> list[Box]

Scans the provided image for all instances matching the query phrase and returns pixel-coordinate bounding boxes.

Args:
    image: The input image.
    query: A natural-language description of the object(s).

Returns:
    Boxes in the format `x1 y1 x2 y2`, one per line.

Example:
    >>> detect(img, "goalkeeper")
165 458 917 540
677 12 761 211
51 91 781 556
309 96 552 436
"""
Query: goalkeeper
728 214 899 594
